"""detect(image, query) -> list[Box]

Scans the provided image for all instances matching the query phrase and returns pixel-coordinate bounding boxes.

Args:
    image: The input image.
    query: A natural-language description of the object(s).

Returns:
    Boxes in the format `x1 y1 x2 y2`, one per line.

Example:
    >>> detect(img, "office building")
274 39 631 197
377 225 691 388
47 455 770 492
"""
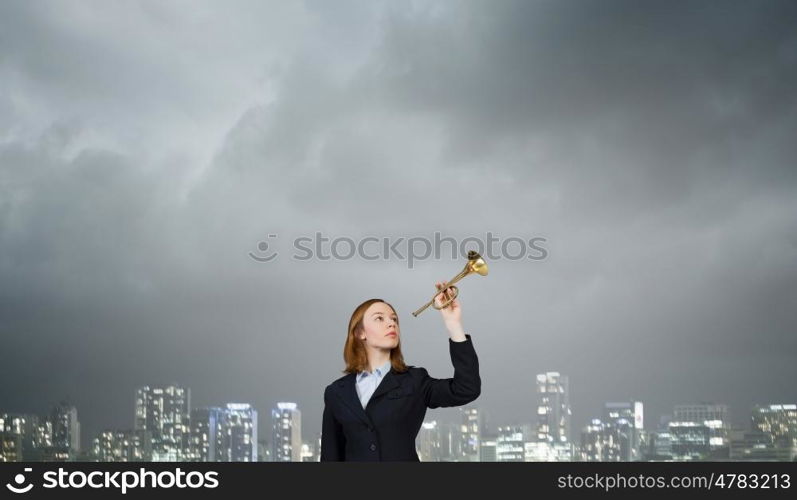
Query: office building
272 402 301 462
92 429 152 462
135 385 191 461
536 372 571 445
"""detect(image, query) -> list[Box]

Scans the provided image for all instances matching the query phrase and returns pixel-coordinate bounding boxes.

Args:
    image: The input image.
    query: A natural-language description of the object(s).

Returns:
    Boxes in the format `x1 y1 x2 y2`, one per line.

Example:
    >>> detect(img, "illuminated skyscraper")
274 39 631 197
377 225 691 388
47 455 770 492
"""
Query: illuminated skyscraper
496 425 525 462
189 407 222 461
0 413 52 461
602 401 644 461
416 420 457 461
0 432 22 462
220 403 257 462
580 417 635 462
535 372 571 445
50 401 80 458
300 441 317 462
725 404 797 461
190 404 257 462
751 404 797 446
479 432 498 462
134 384 191 461
456 407 482 461
271 402 301 462
669 403 730 460
417 420 444 462
92 429 152 462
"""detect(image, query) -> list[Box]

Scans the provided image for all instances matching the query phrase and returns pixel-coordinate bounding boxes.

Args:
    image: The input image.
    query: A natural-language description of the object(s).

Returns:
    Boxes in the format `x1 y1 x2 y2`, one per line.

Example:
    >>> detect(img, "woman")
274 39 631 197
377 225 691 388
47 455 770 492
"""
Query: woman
321 282 481 461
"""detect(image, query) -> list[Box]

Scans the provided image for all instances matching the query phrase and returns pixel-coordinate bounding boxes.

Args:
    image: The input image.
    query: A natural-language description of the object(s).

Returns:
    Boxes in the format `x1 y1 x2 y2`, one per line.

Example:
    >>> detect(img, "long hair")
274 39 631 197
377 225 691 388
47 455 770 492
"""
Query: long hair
343 298 409 374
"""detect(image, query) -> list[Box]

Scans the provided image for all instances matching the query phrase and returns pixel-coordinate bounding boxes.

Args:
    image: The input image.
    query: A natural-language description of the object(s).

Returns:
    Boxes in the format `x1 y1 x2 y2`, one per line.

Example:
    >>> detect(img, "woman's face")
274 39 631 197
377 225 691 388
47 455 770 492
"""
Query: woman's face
358 302 400 349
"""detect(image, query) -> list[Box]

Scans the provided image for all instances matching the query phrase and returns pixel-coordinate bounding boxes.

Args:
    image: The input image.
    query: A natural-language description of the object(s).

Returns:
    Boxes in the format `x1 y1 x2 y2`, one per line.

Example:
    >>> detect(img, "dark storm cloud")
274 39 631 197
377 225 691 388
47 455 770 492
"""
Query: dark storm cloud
1 0 795 451
365 0 797 206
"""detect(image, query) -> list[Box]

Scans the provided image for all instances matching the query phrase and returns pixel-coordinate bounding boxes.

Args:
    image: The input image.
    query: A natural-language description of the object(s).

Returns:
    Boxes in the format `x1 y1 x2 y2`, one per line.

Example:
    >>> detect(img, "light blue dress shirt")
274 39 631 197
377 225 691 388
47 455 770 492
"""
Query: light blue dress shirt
355 359 392 409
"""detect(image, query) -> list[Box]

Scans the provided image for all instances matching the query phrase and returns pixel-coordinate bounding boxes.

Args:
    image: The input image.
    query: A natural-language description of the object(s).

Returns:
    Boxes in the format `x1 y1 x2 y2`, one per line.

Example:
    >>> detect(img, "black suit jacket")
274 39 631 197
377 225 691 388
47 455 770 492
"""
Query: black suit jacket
321 334 481 461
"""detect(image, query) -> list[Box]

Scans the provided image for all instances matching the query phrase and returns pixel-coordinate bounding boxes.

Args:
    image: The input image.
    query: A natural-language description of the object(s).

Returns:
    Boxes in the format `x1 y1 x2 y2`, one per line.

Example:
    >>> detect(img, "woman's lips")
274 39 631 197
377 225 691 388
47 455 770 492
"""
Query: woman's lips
386 331 397 336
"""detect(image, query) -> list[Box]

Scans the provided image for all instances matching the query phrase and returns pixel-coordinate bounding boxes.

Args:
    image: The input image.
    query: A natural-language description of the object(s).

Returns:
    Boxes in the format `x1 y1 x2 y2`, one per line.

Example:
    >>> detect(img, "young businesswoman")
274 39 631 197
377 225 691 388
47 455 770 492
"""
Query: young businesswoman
321 282 482 461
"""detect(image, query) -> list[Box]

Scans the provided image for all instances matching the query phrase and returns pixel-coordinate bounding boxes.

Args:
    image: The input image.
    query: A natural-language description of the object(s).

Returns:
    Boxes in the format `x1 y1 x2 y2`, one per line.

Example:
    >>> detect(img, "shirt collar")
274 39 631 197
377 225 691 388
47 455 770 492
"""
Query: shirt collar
358 359 392 380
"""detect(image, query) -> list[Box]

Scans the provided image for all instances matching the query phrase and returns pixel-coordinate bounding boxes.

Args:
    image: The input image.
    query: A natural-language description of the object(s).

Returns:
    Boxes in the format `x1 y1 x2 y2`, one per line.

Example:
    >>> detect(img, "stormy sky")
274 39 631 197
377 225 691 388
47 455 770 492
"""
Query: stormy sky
1 0 795 451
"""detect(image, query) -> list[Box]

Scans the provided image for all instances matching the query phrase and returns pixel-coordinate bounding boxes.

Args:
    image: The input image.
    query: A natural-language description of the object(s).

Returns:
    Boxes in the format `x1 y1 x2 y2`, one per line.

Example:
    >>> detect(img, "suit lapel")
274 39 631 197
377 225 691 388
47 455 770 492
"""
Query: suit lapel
336 373 372 426
335 369 402 424
368 369 400 404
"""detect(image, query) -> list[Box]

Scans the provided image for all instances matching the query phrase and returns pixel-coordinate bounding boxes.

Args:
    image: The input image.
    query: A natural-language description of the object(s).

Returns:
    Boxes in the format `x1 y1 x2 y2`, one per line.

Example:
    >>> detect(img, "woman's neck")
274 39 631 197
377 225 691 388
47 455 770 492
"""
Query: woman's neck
365 347 391 372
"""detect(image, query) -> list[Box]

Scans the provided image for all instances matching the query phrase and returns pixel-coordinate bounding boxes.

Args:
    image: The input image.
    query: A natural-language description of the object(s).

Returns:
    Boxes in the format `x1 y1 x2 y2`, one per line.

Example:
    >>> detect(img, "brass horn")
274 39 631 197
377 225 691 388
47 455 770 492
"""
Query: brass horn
412 250 488 317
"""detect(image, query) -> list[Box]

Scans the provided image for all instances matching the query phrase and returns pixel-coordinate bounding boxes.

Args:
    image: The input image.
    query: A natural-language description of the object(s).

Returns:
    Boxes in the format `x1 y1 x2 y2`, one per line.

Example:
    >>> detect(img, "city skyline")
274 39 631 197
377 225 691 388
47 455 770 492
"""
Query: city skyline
3 375 795 461
1 362 791 453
